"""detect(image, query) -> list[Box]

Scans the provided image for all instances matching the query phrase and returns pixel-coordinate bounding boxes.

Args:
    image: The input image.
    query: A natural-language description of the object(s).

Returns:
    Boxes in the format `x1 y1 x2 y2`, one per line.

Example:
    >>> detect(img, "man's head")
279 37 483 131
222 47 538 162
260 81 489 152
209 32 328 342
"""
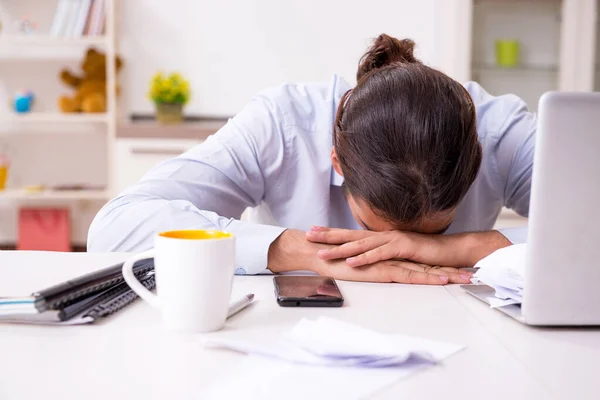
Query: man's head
332 34 481 234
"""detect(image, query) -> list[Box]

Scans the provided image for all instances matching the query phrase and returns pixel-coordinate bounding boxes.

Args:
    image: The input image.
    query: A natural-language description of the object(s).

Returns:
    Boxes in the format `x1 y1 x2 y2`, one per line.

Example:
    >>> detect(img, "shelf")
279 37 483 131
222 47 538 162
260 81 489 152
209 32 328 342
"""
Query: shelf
118 118 228 140
0 35 108 46
475 0 561 3
3 113 109 124
473 63 558 73
0 189 108 201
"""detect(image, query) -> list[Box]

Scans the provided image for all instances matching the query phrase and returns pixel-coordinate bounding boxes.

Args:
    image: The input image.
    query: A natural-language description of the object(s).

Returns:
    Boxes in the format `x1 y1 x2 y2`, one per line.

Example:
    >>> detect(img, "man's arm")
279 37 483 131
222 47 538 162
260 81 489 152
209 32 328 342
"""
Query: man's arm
88 96 286 275
304 227 509 269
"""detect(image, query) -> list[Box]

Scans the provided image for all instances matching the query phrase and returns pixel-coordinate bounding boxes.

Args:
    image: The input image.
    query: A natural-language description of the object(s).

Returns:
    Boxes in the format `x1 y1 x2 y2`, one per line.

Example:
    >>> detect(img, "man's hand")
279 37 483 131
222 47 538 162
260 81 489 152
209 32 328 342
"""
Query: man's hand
305 226 512 269
268 229 472 284
312 259 471 285
268 229 331 274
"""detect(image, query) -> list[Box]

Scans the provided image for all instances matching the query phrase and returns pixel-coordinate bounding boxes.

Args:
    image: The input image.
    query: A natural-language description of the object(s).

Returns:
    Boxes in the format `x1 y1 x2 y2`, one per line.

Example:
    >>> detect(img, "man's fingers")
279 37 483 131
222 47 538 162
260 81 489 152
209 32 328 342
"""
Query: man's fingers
423 267 471 284
435 266 473 283
318 259 472 286
343 250 472 283
316 236 388 260
345 244 400 267
388 262 472 284
388 265 449 285
306 227 373 245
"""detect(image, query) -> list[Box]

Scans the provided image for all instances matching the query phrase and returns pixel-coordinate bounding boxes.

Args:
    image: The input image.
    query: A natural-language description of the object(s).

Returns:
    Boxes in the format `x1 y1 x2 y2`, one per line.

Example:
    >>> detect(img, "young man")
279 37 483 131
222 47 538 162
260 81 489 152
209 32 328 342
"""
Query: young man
89 35 533 284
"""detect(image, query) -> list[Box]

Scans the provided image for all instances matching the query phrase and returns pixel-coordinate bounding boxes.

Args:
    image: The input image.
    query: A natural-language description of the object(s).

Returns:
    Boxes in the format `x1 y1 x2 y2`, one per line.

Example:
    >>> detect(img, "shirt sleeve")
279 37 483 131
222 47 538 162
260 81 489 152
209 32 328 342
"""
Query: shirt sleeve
497 226 528 245
87 95 287 275
493 97 536 244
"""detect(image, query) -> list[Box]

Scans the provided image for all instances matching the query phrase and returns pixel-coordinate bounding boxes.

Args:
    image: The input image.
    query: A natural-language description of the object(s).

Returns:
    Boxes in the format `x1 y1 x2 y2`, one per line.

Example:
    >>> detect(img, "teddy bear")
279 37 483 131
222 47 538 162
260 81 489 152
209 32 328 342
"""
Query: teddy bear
58 47 123 113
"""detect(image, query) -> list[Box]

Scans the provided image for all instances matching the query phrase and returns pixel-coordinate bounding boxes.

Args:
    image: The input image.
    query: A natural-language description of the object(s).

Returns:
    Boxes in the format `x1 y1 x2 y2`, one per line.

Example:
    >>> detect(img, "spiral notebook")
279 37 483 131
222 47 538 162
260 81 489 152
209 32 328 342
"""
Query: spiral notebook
0 259 155 326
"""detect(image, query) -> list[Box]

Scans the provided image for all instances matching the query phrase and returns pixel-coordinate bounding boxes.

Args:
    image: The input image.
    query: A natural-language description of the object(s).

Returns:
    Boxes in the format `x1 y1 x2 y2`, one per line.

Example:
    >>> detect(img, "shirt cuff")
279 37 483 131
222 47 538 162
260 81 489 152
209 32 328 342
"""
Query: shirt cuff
497 226 528 244
224 219 286 275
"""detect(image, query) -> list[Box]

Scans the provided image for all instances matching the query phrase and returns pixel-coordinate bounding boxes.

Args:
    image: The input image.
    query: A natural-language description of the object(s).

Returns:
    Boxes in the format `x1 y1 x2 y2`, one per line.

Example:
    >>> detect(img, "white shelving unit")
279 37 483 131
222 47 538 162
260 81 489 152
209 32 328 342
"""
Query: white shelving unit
472 63 558 73
3 112 110 124
0 0 117 202
0 188 108 201
0 34 108 46
438 0 598 108
471 0 563 111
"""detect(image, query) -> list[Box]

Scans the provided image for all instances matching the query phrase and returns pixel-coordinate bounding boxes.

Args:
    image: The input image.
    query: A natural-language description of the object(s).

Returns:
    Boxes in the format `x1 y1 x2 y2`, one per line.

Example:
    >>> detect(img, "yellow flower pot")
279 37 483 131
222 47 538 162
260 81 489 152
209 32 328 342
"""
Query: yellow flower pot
155 103 184 124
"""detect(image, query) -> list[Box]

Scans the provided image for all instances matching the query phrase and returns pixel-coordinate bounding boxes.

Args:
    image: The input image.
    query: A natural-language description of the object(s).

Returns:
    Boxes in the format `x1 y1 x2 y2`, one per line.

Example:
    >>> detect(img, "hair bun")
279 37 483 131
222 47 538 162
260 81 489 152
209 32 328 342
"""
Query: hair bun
357 34 419 80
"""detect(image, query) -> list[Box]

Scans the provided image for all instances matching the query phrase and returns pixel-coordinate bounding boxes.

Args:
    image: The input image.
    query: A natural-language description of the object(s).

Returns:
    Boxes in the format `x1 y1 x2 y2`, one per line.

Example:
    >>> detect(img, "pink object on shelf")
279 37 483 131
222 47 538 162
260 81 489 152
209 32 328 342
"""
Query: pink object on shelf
18 208 71 252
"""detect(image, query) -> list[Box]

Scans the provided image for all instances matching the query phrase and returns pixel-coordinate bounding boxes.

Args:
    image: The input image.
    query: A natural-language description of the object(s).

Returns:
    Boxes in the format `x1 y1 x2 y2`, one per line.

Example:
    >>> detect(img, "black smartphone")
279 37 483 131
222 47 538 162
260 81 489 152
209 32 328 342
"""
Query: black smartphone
273 275 344 307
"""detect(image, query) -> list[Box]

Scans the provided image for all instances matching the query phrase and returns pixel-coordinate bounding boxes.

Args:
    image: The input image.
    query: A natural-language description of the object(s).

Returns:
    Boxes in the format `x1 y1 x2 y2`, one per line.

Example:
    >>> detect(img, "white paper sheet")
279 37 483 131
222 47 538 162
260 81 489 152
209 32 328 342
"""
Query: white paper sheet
0 311 94 325
199 354 436 400
205 318 444 367
200 317 465 399
472 244 527 305
288 317 434 360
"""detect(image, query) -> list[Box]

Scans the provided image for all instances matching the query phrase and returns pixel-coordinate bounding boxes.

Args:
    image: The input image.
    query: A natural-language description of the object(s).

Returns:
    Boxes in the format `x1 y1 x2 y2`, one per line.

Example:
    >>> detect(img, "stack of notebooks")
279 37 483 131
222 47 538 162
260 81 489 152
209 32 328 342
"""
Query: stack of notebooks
0 259 154 325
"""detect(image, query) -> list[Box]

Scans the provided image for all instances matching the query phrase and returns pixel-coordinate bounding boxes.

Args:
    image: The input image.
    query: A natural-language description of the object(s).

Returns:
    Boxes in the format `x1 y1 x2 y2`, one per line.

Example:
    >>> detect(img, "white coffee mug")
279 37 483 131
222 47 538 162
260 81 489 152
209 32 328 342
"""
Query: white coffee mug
122 229 236 333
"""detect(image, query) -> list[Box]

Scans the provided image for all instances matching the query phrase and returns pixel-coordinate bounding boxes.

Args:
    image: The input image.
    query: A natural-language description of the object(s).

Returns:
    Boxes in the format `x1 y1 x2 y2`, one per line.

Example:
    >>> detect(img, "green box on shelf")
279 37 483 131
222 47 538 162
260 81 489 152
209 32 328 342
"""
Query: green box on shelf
495 39 520 68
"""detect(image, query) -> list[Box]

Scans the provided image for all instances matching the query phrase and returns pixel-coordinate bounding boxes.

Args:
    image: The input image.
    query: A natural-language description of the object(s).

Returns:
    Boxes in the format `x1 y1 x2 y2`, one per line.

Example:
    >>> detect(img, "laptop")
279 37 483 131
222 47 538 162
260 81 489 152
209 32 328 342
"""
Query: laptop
462 92 600 326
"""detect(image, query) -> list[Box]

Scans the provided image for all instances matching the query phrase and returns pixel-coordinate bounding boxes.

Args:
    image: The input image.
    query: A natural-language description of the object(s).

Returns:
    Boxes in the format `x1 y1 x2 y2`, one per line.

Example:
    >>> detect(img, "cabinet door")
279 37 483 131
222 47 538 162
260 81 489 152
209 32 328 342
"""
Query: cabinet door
114 139 202 195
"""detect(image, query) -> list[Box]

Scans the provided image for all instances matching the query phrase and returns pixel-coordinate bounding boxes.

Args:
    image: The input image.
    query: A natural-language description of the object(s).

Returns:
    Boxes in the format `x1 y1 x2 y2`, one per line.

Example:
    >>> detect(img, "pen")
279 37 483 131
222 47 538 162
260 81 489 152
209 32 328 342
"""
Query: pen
227 293 255 318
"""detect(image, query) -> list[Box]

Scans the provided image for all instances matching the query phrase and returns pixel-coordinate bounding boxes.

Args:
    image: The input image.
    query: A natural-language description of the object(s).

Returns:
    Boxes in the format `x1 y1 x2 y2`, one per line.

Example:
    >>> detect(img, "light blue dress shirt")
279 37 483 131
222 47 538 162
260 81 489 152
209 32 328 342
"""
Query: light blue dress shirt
88 75 535 275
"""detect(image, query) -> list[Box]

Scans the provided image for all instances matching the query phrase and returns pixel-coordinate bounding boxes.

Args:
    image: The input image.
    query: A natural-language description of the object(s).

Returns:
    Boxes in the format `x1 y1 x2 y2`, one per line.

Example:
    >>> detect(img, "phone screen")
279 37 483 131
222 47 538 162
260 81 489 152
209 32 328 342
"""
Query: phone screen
273 276 344 307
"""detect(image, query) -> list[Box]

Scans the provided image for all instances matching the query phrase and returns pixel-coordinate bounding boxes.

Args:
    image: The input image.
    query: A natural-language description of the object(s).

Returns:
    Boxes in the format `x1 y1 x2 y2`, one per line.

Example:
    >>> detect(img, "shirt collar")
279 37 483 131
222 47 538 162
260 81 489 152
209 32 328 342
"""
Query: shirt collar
330 166 345 186
329 74 351 187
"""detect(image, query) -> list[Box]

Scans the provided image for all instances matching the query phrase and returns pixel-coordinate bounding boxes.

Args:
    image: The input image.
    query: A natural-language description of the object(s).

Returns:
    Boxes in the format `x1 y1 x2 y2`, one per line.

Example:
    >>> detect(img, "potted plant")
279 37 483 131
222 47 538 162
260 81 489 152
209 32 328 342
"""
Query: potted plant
148 71 191 124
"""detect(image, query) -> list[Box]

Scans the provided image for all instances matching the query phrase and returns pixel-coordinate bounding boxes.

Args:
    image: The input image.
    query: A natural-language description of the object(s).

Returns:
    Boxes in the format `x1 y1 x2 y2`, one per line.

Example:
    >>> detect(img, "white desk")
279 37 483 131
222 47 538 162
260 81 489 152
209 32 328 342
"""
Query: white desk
1 251 598 400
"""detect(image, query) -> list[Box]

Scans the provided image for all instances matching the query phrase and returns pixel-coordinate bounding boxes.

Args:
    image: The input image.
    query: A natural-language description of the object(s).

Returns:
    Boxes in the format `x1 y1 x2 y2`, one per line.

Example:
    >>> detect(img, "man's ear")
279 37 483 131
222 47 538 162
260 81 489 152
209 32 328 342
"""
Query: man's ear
330 147 344 177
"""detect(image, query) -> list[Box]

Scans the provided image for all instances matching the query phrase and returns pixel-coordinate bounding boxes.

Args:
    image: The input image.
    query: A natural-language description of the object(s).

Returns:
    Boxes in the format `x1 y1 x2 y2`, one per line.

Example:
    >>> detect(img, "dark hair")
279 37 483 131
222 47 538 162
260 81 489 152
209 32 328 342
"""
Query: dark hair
334 34 481 226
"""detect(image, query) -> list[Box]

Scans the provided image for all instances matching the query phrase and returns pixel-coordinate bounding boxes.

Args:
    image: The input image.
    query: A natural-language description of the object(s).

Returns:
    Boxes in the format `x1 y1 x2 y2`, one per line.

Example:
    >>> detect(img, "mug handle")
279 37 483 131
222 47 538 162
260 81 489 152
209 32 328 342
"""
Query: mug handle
122 249 160 309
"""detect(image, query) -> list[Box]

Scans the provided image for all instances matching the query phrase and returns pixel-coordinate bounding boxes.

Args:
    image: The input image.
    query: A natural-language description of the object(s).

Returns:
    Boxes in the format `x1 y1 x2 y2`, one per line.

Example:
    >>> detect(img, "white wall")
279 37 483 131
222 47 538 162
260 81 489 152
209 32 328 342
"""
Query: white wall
119 0 439 117
0 0 442 245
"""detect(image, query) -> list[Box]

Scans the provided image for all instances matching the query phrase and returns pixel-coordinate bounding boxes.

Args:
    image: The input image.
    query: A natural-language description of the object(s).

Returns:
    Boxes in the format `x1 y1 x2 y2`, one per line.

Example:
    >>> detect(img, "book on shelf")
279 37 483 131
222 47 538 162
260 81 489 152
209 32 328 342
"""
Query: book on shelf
87 0 106 36
73 0 93 36
83 0 99 35
50 0 106 38
49 0 70 36
63 0 81 36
